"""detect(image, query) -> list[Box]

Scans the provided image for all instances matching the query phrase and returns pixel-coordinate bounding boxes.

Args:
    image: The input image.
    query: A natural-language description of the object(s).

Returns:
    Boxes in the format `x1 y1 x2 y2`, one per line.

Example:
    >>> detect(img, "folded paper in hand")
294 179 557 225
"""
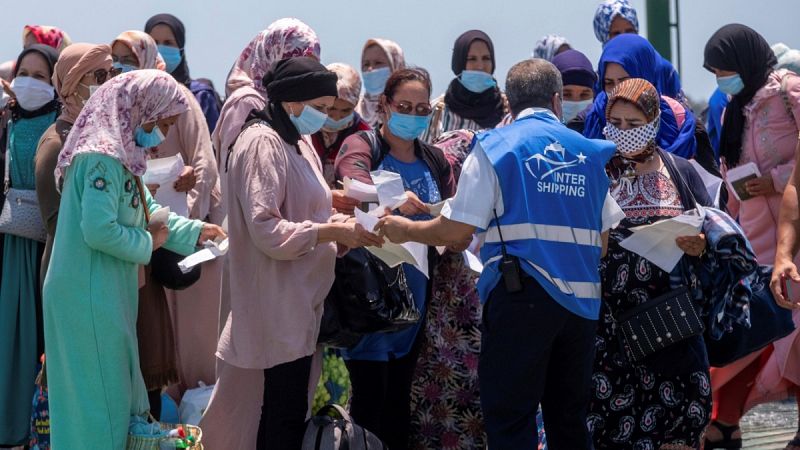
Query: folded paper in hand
355 208 428 277
342 177 378 203
177 238 229 273
619 207 705 273
144 154 188 217
370 170 408 214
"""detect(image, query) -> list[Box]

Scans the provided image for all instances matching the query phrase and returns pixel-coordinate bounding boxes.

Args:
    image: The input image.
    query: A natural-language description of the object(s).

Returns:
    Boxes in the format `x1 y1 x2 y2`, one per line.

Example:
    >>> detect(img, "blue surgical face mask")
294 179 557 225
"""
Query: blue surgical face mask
458 70 497 93
113 61 137 74
289 104 329 135
562 99 593 123
322 112 354 132
362 67 392 96
158 45 183 73
387 111 431 141
717 73 744 96
134 125 166 148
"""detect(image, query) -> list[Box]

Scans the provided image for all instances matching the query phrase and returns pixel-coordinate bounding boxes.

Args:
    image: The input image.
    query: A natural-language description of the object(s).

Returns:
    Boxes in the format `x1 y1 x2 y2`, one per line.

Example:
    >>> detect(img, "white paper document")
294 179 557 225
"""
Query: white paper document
371 170 409 213
342 177 379 202
426 200 447 217
178 238 229 273
725 162 761 202
144 154 189 217
148 206 170 227
463 250 484 273
689 160 723 208
619 207 705 273
354 208 429 277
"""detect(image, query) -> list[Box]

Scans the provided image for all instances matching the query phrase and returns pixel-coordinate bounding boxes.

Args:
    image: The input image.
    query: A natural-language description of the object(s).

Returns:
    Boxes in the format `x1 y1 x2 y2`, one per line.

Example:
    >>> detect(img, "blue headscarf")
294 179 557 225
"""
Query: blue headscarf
584 34 697 158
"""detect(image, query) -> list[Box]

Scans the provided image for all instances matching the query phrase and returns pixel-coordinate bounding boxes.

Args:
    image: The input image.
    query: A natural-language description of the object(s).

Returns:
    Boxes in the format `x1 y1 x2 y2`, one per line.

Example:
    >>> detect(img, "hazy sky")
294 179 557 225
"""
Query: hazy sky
3 0 799 103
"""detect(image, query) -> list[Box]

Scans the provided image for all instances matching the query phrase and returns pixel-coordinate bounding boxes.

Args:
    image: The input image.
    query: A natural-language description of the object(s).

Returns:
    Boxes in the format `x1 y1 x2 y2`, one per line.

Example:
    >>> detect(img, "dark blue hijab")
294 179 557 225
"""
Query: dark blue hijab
584 34 697 159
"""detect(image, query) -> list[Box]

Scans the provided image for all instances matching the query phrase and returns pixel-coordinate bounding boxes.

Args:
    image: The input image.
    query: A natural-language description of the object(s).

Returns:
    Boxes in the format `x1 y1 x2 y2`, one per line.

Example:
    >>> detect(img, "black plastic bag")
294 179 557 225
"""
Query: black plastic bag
150 248 202 291
318 248 420 348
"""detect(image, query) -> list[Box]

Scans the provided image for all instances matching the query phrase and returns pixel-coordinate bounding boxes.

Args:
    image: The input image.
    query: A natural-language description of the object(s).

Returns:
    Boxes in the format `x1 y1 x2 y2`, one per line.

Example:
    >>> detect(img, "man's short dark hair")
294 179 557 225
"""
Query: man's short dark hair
505 59 564 117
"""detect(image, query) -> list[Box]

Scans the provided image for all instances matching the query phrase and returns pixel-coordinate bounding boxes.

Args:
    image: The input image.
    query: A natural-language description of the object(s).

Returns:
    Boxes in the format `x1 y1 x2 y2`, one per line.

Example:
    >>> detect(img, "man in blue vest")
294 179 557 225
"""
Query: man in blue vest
376 59 624 449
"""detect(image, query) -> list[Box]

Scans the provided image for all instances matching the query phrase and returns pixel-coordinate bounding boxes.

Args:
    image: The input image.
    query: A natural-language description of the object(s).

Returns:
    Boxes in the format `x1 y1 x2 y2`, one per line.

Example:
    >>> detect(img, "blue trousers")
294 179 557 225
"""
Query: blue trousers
479 275 597 450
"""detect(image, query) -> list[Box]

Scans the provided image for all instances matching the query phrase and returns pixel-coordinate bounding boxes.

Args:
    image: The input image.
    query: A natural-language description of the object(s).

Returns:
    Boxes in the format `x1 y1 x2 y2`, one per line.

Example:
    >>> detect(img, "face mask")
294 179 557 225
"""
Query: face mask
289 104 329 135
113 61 137 74
134 125 166 148
458 70 497 93
10 76 55 111
603 118 660 155
716 73 744 96
78 83 100 105
362 67 391 96
562 99 593 123
158 45 183 73
388 111 431 140
322 112 354 132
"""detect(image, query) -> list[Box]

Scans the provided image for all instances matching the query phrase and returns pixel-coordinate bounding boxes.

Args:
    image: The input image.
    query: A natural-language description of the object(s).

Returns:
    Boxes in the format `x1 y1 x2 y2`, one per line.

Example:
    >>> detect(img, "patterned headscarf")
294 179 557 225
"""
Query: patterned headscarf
56 70 189 181
356 38 406 126
52 43 113 124
593 0 639 45
22 25 72 52
112 31 166 71
224 18 321 97
532 34 571 61
605 78 661 122
326 63 361 107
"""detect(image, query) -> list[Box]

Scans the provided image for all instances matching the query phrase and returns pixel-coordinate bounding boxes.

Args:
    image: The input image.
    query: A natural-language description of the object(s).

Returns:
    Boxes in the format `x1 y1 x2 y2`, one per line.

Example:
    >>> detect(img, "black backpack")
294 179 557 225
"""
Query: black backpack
302 404 387 450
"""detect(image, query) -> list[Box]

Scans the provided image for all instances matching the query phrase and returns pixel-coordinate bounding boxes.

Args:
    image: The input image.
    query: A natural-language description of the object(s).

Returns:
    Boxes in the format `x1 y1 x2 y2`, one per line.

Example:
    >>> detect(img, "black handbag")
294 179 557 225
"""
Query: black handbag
614 287 705 362
318 248 421 348
706 266 796 367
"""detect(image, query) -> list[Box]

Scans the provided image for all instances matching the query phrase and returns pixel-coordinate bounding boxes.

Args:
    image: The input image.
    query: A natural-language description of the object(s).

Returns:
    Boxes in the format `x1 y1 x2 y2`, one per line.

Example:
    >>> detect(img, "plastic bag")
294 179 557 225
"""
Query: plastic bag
178 382 214 426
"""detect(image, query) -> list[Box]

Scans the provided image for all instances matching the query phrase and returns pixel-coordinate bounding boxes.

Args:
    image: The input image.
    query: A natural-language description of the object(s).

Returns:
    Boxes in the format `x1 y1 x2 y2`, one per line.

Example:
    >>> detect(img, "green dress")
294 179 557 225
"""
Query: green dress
0 111 55 446
43 153 202 449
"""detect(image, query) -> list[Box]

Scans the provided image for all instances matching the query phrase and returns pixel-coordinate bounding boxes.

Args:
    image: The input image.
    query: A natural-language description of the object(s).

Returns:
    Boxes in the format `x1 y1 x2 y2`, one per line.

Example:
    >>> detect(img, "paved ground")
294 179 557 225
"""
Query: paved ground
742 399 798 449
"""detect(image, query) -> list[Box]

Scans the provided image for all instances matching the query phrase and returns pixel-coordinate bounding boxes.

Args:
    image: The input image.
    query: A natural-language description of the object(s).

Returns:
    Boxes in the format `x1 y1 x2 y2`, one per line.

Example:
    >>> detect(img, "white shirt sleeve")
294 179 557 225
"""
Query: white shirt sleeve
441 141 503 230
602 191 626 231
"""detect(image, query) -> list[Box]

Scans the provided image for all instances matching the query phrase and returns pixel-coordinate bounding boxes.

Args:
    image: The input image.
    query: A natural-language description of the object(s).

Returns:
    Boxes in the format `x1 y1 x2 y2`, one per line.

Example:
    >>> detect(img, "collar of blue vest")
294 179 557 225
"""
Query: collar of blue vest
516 107 559 122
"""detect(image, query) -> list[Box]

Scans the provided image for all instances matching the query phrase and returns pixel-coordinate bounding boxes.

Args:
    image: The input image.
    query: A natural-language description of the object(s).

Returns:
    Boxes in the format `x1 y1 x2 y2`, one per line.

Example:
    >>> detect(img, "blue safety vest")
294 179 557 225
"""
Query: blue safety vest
476 110 616 320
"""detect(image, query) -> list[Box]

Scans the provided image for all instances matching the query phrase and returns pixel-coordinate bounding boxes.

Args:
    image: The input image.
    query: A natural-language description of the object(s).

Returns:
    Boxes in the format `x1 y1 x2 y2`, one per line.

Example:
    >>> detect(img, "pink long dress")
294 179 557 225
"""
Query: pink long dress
712 69 800 413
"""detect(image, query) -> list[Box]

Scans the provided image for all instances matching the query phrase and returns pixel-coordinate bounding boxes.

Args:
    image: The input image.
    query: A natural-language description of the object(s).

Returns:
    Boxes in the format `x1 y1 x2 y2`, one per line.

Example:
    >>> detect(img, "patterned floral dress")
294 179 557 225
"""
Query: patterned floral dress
588 168 712 450
409 130 486 449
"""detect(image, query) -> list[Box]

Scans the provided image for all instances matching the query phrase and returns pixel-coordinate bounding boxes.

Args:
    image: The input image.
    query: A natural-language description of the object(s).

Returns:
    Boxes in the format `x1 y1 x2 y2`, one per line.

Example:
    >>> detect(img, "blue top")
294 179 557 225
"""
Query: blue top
342 154 441 361
584 34 698 159
477 112 615 320
190 80 221 134
707 88 729 160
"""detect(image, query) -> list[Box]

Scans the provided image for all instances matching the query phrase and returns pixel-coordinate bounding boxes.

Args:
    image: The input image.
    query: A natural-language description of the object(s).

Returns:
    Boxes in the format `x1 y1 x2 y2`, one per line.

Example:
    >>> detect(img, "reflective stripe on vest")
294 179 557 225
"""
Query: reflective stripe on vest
485 255 602 299
479 223 602 248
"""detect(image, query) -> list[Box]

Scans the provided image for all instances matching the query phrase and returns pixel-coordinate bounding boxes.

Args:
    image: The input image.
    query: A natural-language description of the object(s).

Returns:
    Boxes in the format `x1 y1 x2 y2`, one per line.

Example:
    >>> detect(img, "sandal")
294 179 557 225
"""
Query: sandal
704 421 742 450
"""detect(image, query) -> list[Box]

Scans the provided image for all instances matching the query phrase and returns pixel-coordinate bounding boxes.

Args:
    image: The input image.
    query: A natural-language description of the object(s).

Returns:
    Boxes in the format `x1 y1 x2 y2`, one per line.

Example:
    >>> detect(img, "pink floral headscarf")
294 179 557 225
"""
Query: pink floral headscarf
112 30 166 71
326 62 361 107
224 18 321 97
56 70 189 181
356 38 406 127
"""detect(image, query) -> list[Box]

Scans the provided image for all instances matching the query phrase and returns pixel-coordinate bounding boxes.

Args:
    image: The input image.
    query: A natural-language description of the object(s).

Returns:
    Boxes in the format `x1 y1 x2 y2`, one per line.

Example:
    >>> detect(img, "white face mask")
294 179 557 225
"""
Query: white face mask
79 83 101 105
603 117 660 156
10 76 55 111
562 99 593 123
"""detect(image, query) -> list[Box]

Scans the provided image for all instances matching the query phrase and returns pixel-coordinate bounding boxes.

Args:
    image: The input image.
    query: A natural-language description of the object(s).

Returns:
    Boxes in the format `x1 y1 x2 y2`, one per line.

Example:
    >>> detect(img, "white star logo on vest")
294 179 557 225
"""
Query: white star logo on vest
525 142 588 180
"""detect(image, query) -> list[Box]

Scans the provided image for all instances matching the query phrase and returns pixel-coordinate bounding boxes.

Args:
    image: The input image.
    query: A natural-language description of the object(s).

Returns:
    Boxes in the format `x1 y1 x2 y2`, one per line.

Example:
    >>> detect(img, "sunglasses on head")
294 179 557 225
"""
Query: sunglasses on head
389 100 432 117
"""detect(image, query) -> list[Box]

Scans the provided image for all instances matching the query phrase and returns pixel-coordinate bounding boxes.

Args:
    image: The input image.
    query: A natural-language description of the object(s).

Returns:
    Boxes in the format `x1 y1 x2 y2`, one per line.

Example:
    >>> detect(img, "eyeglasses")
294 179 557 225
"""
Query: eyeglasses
389 100 432 117
92 68 120 84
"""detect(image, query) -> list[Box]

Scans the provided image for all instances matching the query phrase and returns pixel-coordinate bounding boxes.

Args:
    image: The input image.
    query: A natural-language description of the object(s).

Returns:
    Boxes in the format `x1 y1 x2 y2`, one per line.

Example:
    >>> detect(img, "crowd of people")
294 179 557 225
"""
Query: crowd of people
2 1 800 449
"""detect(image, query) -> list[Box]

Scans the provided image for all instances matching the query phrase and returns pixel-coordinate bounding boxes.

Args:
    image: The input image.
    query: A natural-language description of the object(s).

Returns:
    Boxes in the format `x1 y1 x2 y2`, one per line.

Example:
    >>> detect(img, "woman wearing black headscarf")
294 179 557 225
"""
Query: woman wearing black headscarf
421 29 507 142
206 57 382 450
0 43 59 447
145 13 223 133
703 24 800 450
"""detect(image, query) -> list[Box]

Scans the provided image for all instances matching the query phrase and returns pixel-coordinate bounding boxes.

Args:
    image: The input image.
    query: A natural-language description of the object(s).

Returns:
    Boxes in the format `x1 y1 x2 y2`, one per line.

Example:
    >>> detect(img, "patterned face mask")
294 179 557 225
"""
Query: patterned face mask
603 118 659 155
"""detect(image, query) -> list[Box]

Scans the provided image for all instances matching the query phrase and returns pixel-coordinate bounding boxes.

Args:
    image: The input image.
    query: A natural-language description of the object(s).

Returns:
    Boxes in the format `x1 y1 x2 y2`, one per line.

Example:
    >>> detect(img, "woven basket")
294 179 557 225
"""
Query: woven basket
126 414 203 450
